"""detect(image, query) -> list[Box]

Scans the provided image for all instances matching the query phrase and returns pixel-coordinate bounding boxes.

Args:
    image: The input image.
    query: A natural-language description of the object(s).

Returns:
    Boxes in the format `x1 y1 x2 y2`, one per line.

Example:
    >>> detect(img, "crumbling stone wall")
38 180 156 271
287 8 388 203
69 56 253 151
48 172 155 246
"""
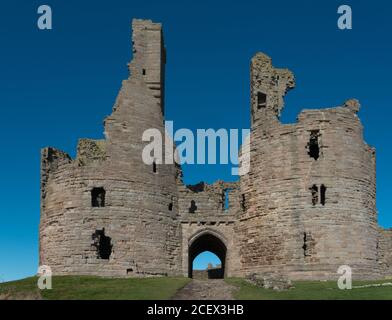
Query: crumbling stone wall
178 181 240 215
236 53 381 280
76 139 106 166
40 19 181 277
40 19 391 281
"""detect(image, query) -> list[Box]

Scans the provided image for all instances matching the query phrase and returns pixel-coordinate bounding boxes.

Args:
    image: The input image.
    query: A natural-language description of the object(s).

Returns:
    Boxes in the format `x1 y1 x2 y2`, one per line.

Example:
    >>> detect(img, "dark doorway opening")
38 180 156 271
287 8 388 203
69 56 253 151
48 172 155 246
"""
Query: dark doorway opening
92 228 112 259
91 187 105 207
188 232 226 279
189 200 197 213
257 92 267 109
307 130 320 160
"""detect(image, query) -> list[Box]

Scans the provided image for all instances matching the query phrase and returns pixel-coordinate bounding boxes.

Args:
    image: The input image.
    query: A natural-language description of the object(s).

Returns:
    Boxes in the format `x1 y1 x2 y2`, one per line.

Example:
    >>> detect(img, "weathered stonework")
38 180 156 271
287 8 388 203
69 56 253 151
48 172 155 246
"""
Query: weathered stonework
379 228 392 276
40 19 392 280
236 53 384 280
40 19 180 277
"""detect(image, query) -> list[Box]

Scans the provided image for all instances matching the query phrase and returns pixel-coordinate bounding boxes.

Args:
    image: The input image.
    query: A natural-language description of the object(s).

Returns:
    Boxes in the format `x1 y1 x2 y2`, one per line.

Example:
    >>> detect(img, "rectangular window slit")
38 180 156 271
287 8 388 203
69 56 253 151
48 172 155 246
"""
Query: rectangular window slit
320 184 326 206
257 92 267 109
189 200 197 213
241 194 246 212
308 130 320 160
222 189 231 210
310 185 318 206
153 161 157 173
91 187 105 207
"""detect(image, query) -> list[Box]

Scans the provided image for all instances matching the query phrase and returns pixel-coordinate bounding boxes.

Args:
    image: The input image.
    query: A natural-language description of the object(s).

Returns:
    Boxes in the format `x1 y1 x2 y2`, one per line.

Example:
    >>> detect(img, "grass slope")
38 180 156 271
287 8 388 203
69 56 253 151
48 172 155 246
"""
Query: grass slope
226 278 392 300
0 276 190 300
1 276 391 300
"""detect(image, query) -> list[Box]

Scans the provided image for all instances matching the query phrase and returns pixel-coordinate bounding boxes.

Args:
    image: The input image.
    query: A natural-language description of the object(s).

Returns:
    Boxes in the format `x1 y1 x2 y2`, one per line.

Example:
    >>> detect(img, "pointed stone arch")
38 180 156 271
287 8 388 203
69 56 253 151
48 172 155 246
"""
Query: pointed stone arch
188 229 228 278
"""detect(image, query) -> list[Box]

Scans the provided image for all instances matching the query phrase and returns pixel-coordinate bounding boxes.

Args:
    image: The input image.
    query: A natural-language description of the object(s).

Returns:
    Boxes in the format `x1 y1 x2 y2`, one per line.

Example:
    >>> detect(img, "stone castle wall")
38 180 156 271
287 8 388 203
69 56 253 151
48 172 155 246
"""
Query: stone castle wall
236 54 381 280
40 19 181 277
379 228 392 276
39 19 391 280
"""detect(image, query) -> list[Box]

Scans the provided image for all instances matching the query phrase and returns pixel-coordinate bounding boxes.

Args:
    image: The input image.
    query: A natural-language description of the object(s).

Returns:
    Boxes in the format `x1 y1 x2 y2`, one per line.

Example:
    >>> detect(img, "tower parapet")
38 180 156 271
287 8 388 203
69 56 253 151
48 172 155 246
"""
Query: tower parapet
250 53 295 126
237 52 381 280
128 19 166 114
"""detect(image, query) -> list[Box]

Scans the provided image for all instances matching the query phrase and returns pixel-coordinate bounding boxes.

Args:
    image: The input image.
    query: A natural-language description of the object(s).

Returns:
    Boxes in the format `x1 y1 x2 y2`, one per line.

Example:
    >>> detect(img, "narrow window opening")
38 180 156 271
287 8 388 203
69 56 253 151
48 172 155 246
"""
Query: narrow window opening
241 194 246 212
91 228 112 260
168 196 174 211
307 130 320 160
310 185 318 206
320 185 326 206
222 189 230 210
257 92 267 109
153 161 157 173
224 189 230 210
91 187 105 207
302 232 314 258
142 68 146 75
302 232 308 257
189 200 197 213
302 232 311 257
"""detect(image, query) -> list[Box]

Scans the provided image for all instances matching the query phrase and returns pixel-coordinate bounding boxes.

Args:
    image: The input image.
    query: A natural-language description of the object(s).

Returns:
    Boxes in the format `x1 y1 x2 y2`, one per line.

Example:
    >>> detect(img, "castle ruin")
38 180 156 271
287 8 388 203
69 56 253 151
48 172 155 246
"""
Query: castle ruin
39 19 392 280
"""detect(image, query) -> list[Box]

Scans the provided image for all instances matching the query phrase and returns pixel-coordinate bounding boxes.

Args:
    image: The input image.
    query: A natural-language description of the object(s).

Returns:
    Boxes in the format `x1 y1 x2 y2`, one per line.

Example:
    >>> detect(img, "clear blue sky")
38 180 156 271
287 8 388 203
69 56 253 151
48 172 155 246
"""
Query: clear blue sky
193 252 221 271
0 0 391 282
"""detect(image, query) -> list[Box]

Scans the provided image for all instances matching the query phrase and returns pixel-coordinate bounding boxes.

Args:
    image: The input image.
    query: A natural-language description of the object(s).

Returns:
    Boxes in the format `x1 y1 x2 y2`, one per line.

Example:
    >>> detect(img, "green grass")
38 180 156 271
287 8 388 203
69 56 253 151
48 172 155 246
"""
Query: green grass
0 276 190 300
2 276 391 300
226 278 392 300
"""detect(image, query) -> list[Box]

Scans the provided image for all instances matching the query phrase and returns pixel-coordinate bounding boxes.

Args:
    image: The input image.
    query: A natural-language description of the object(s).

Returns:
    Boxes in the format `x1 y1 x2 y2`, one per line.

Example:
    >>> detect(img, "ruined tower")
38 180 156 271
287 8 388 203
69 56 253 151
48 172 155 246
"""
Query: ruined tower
40 19 181 277
236 53 381 279
39 19 391 280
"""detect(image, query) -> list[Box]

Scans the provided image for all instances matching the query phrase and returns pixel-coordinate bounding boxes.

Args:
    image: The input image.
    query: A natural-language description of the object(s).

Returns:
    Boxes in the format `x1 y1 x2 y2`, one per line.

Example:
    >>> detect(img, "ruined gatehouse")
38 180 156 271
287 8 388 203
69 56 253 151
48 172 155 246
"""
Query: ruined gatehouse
39 19 392 280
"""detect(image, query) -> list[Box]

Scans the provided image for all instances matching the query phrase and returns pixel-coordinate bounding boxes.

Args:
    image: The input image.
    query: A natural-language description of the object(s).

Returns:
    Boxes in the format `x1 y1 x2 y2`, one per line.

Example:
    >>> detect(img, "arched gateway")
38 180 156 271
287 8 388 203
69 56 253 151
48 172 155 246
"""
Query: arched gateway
188 230 227 278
